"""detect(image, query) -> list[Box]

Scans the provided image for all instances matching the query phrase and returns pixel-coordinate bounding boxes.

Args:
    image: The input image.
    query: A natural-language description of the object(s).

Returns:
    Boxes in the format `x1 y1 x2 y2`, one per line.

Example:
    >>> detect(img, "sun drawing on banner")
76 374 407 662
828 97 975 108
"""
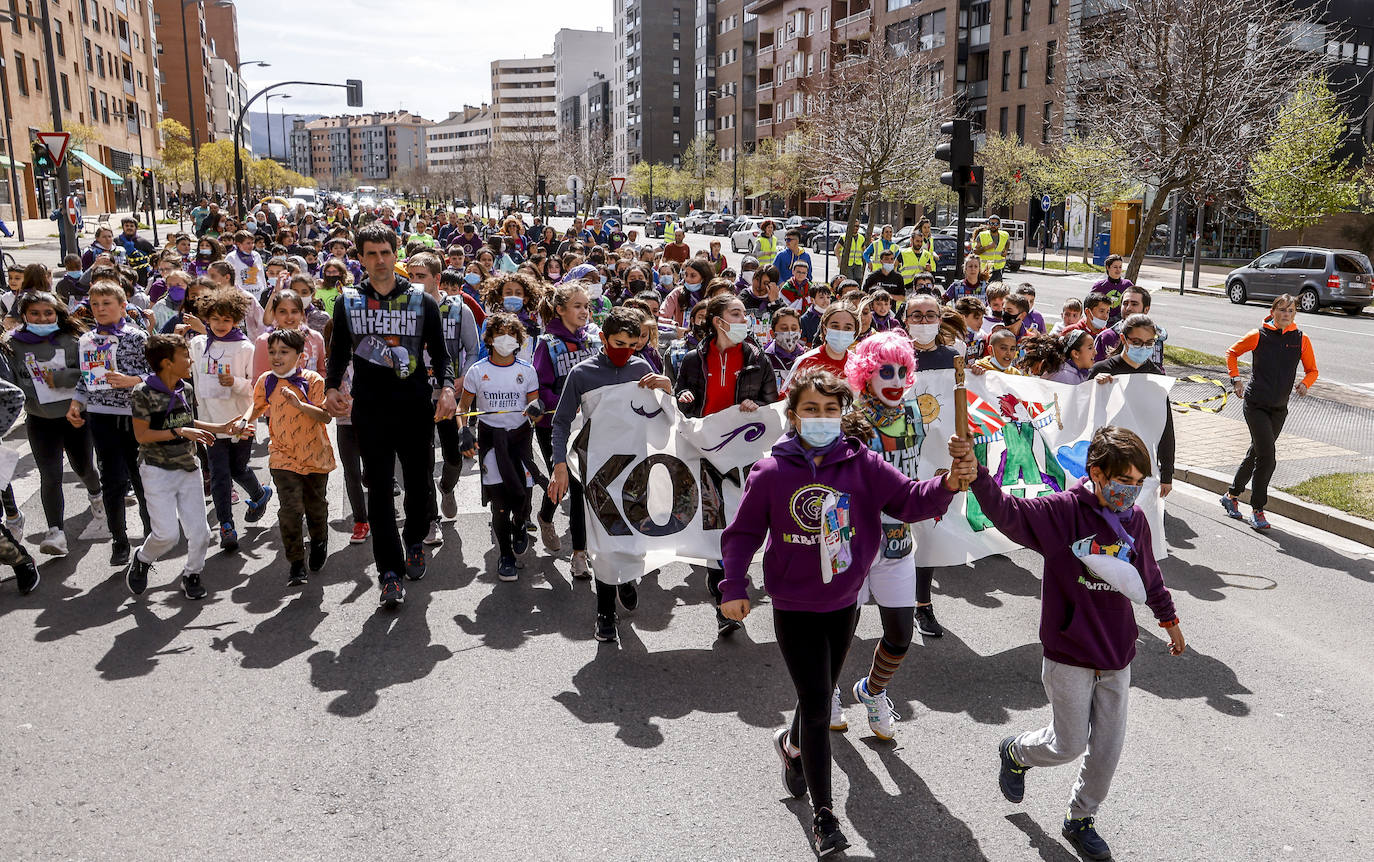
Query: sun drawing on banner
915 392 941 425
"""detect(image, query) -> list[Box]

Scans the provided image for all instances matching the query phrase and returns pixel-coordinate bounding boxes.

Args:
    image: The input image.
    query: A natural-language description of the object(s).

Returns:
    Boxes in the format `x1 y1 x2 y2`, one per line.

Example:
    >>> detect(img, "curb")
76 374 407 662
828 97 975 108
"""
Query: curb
1018 266 1085 278
1175 464 1374 549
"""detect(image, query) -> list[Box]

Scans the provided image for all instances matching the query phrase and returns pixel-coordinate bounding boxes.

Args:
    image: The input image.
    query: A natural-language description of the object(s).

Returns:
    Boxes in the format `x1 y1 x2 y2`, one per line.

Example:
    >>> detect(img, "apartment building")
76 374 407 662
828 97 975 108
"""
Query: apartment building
491 55 558 146
427 104 493 172
612 0 695 173
554 27 613 123
203 0 251 154
288 111 432 188
1 0 162 220
709 0 756 172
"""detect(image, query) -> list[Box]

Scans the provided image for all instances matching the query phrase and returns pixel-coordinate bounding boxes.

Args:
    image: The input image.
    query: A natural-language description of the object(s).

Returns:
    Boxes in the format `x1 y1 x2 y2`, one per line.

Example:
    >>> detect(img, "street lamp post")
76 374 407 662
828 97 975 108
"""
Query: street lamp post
264 93 291 161
707 88 740 216
113 103 156 244
0 55 26 241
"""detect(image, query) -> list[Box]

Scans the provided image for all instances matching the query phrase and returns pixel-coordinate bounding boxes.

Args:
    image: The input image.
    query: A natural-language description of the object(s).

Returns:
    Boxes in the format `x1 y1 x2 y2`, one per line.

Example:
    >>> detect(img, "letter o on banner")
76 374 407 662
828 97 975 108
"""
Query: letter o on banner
621 454 698 537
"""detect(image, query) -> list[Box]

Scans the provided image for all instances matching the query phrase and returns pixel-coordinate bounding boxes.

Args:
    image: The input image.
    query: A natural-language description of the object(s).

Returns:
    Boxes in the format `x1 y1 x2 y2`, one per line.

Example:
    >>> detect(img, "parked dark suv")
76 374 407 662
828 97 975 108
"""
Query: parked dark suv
1226 247 1372 315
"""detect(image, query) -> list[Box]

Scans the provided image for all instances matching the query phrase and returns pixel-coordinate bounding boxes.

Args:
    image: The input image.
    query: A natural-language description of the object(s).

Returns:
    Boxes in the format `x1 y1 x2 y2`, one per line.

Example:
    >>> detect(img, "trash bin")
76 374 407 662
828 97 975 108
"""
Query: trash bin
1092 232 1111 266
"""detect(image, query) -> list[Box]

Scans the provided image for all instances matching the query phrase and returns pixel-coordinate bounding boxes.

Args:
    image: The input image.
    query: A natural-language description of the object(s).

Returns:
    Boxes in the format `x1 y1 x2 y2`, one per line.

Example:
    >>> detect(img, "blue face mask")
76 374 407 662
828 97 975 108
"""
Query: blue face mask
825 327 855 353
503 295 524 312
797 417 843 448
464 272 481 286
26 322 59 337
1125 345 1153 365
1102 478 1143 513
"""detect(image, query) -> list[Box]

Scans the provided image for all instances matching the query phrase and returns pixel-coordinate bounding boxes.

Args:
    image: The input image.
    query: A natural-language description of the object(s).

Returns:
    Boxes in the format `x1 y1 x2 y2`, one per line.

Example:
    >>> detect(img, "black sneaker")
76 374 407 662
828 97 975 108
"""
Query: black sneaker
243 486 273 524
404 544 426 581
15 561 39 595
497 556 518 582
812 807 849 857
512 529 530 556
1062 816 1112 861
716 607 744 638
617 580 638 611
999 736 1029 803
594 613 617 643
180 572 207 600
308 539 328 572
916 604 944 638
772 728 807 799
288 560 308 586
219 522 239 552
109 540 131 567
379 575 405 608
125 555 151 595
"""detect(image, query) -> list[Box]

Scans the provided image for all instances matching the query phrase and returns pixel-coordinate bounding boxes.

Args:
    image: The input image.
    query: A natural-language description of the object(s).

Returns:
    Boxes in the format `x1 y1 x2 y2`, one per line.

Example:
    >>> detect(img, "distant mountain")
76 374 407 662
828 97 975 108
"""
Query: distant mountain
246 112 321 160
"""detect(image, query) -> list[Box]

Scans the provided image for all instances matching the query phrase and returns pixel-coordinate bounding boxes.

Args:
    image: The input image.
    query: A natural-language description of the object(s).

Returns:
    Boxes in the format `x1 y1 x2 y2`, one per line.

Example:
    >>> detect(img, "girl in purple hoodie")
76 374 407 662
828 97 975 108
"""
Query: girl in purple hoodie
719 368 975 857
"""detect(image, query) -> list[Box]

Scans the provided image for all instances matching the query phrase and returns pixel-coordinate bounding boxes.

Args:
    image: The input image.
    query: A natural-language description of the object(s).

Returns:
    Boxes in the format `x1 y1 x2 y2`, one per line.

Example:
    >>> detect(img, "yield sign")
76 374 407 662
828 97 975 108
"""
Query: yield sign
609 176 626 195
37 131 71 167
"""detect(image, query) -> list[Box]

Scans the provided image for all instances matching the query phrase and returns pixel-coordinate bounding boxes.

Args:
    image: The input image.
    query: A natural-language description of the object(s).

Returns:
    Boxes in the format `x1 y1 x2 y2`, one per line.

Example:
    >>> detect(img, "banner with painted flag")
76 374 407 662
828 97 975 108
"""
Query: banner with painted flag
905 369 1176 566
566 382 790 582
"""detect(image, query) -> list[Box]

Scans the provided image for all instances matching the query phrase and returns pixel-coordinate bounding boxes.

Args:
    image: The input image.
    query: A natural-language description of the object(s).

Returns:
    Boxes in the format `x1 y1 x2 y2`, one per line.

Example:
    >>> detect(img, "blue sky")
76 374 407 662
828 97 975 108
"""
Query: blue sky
233 0 614 121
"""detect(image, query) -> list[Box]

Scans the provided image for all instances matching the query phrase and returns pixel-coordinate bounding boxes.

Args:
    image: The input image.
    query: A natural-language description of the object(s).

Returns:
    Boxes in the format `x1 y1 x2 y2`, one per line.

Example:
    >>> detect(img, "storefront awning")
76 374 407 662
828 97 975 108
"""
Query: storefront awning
804 191 854 203
70 148 124 185
0 154 25 169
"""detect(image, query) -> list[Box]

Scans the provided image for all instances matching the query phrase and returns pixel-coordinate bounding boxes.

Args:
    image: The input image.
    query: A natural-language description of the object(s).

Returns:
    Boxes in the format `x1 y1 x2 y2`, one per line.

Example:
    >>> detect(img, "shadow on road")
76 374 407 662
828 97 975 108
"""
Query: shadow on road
935 554 1044 610
1265 524 1374 584
1005 812 1081 862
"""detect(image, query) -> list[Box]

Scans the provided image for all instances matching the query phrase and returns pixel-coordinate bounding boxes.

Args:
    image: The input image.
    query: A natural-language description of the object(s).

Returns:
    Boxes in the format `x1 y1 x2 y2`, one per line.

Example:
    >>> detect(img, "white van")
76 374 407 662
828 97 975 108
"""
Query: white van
291 187 319 208
964 218 1027 272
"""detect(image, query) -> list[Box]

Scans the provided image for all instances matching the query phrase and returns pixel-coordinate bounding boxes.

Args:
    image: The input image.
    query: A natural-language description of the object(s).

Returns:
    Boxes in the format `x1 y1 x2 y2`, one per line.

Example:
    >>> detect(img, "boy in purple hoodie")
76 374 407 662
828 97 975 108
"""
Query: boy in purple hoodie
970 424 1185 862
719 368 975 857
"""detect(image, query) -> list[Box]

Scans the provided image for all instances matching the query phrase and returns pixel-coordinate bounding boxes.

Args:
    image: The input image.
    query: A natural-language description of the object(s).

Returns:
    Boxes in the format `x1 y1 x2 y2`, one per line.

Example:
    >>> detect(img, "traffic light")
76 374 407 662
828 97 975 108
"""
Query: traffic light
963 166 984 212
31 141 54 178
345 79 363 107
140 169 154 189
537 175 547 197
935 119 973 190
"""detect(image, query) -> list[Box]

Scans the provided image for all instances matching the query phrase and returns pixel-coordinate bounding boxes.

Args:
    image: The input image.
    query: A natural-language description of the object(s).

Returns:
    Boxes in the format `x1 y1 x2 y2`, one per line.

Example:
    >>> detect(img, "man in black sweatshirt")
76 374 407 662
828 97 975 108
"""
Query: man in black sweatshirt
325 224 456 608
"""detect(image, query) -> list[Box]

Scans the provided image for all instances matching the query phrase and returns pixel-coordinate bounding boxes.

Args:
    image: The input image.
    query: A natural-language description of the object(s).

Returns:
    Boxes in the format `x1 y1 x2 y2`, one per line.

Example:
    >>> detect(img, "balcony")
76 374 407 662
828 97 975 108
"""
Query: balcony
835 9 871 40
757 42 775 64
757 117 773 128
835 55 865 70
757 80 774 95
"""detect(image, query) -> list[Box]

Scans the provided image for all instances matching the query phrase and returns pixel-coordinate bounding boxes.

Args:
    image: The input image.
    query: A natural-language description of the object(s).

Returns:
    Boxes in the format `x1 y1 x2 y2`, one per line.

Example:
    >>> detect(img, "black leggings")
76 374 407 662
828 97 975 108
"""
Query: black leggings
25 413 100 528
88 413 150 544
536 425 586 551
774 604 860 813
1229 401 1288 511
873 603 914 654
486 481 530 559
916 566 935 605
334 423 369 525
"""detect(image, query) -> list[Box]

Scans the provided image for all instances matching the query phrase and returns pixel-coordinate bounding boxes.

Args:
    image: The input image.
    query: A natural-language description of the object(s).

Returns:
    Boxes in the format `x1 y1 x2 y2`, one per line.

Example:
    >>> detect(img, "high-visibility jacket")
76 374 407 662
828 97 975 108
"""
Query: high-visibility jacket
975 229 1009 270
754 233 778 266
899 246 936 283
862 238 898 270
839 234 865 266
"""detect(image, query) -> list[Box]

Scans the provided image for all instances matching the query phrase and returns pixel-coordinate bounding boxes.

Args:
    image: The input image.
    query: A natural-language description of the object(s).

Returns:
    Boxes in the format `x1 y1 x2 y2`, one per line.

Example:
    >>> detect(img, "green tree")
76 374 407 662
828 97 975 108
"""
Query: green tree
1245 75 1358 243
976 133 1044 214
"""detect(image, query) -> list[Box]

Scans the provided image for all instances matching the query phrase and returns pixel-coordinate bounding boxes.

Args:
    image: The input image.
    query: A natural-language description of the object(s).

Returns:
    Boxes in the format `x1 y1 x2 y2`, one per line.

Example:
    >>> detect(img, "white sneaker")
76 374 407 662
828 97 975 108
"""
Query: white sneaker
39 527 68 556
440 488 457 520
829 686 848 731
570 550 592 579
539 517 561 553
4 511 24 536
423 519 444 546
853 677 898 741
80 494 111 540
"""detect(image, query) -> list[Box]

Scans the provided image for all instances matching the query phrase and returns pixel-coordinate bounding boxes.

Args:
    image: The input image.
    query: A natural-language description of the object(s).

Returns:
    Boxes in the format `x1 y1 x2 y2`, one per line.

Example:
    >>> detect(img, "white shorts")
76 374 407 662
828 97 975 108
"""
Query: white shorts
857 550 917 608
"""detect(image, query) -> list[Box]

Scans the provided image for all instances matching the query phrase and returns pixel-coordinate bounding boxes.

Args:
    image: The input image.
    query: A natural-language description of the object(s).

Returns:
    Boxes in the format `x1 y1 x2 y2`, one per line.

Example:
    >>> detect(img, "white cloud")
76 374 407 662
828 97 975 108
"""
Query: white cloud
233 0 614 120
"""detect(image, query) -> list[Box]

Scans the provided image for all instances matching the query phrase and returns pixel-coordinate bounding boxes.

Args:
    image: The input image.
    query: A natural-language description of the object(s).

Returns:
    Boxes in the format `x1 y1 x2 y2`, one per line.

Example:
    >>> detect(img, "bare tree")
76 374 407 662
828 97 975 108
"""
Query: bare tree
800 42 954 265
1073 0 1334 279
557 126 615 214
494 126 559 212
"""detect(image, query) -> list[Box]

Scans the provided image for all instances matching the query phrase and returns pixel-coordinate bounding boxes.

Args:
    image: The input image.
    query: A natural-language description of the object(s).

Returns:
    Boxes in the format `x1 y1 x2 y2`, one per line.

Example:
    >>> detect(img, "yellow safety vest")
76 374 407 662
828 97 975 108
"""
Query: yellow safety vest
840 235 865 266
865 238 897 271
976 229 1009 269
755 234 778 266
899 247 936 282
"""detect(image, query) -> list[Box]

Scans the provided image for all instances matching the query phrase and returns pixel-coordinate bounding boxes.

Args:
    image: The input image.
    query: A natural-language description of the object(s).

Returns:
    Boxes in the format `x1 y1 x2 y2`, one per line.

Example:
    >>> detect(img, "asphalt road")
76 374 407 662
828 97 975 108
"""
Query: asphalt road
2 399 1373 859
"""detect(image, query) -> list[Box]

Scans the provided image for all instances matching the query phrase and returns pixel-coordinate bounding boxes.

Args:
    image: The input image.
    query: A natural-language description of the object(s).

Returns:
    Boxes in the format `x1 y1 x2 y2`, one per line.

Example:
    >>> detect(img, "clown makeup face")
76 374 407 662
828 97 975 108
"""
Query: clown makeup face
869 362 910 406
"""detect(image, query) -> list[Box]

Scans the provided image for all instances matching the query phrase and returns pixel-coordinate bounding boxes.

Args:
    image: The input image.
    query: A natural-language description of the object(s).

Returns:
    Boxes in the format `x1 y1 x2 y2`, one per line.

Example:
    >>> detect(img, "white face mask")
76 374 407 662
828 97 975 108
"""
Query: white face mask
270 365 299 379
587 283 603 300
721 321 750 345
908 323 941 344
774 330 801 351
881 263 895 273
491 334 519 357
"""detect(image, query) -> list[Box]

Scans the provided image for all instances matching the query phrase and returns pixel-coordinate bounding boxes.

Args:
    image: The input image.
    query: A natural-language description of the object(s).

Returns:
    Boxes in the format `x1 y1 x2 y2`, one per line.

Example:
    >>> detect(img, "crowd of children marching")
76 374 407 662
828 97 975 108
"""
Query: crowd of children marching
1 207 1214 860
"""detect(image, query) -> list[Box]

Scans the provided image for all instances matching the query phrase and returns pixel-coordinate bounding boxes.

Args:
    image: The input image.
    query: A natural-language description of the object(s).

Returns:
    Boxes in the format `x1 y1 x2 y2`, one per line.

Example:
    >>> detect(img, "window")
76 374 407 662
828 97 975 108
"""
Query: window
999 106 1009 135
96 45 105 78
672 131 681 147
54 20 64 56
31 57 40 92
1001 50 1011 90
89 86 97 117
672 83 680 99
84 38 93 72
7 2 17 35
888 0 913 10
13 52 26 96
821 8 828 28
1049 0 1059 25
1015 104 1025 142
1018 46 1028 87
1042 101 1053 143
60 73 71 111
672 57 680 74
673 106 681 122
1004 0 1012 36
1022 0 1031 31
672 7 680 25
100 91 109 124
673 33 680 50
821 49 827 70
1046 40 1056 83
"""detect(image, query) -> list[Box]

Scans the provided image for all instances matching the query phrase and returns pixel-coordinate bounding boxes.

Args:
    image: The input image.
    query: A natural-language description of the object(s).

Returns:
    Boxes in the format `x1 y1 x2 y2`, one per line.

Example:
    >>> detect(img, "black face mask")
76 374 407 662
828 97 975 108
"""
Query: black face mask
323 275 343 286
628 279 647 292
1001 310 1022 326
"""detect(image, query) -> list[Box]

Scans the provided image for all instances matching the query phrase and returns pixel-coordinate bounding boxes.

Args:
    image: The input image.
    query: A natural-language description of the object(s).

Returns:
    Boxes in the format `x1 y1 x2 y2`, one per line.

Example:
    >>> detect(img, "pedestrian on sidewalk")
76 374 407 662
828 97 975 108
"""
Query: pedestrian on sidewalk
1220 294 1318 531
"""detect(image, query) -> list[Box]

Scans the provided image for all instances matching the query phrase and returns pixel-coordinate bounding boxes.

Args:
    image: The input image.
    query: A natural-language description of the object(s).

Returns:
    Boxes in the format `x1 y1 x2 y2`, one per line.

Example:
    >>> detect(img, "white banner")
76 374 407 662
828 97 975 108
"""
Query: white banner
569 373 1175 580
567 382 789 582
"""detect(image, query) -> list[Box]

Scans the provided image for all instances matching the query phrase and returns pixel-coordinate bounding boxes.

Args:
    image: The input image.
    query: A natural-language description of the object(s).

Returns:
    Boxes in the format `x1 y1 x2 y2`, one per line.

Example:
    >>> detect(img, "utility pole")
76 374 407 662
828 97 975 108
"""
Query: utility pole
180 0 202 196
0 54 25 241
37 0 77 257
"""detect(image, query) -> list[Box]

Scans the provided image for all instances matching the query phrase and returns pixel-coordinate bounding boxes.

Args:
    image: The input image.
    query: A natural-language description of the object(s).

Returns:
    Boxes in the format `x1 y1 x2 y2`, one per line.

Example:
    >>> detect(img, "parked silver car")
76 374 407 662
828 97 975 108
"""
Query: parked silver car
1226 246 1372 315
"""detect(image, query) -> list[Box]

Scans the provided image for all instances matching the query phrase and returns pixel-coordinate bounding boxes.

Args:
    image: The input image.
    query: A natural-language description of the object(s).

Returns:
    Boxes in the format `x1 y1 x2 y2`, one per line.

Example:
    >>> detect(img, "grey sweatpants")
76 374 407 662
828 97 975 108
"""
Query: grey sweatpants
1011 657 1130 819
